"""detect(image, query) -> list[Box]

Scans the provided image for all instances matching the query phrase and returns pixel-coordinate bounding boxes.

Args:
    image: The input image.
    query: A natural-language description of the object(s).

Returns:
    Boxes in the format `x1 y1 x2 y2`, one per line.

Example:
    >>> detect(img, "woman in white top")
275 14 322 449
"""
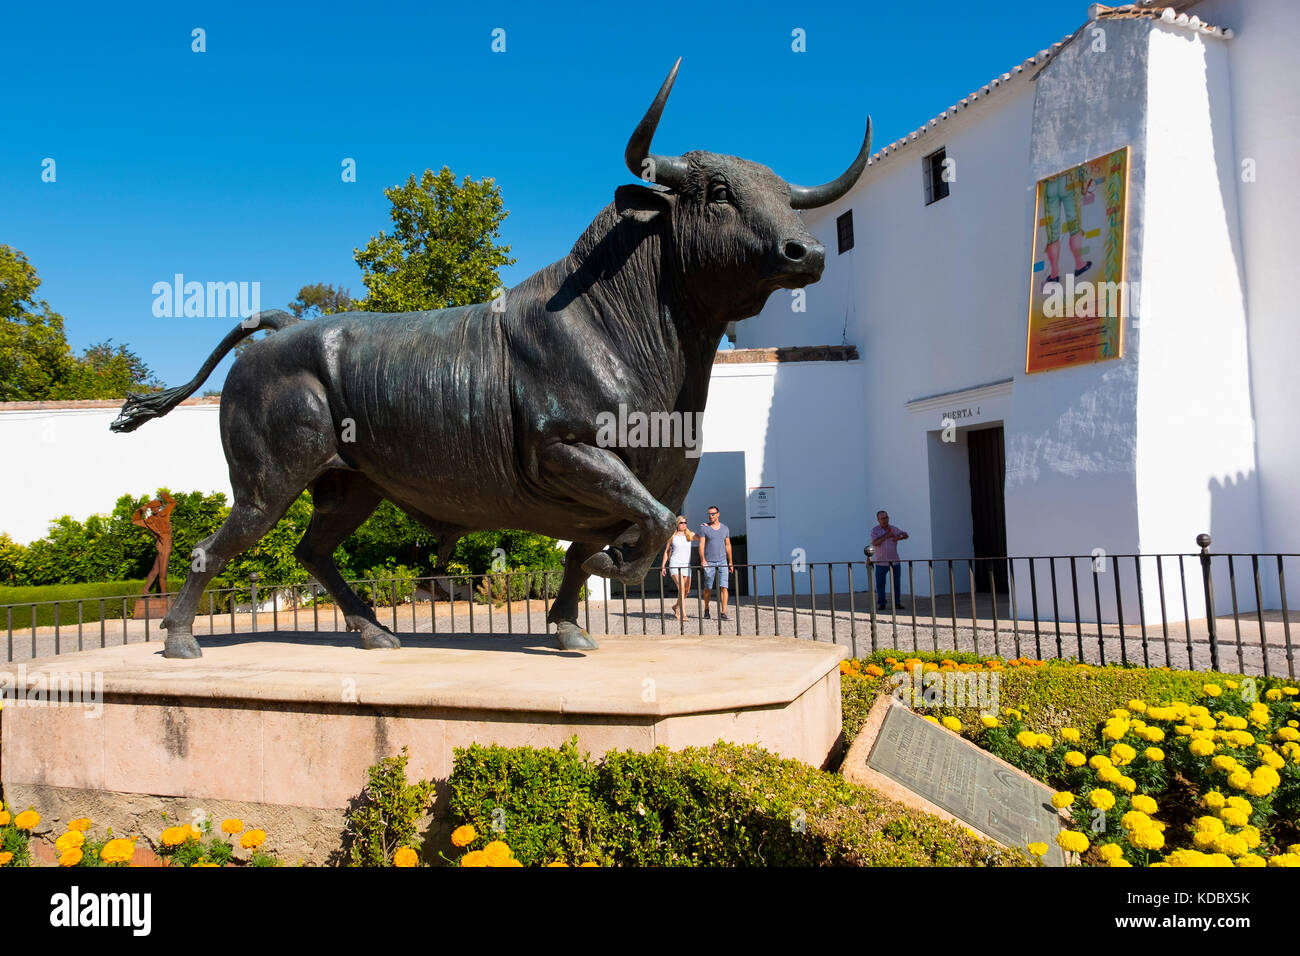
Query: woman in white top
661 515 695 622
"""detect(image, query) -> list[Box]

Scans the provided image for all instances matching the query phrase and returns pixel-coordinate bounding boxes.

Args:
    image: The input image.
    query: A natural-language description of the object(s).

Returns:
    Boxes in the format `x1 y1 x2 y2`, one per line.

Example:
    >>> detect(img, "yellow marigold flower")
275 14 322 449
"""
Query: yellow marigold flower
460 850 488 867
579 861 600 867
1098 765 1122 785
1211 755 1237 772
1269 853 1300 867
1131 795 1158 815
239 829 266 850
483 840 513 865
980 715 999 728
1261 751 1285 770
1110 709 1131 719
1090 789 1116 811
1225 680 1239 690
392 847 418 868
1116 775 1137 794
13 810 39 831
1016 730 1038 749
55 831 85 853
1265 688 1283 702
1218 807 1249 828
1089 754 1112 770
1057 831 1090 854
221 818 243 835
1026 842 1048 857
865 664 884 677
0 852 12 865
1121 810 1151 832
1227 770 1251 791
1280 727 1300 742
1099 843 1124 862
1064 750 1087 767
1284 687 1299 696
160 825 190 847
1166 849 1211 867
1175 724 1194 736
1226 795 1252 811
1145 747 1164 762
546 861 570 867
0 811 9 826
1051 791 1074 809
942 716 962 733
1245 777 1274 798
1005 708 1022 719
1203 791 1226 809
1061 728 1081 743
1102 721 1130 741
1239 826 1261 849
1035 733 1052 748
1130 824 1165 851
100 838 135 864
1203 684 1222 698
1253 765 1281 787
1108 858 1133 867
58 848 83 867
451 824 477 848
1211 833 1248 858
1127 699 1147 713
68 818 91 832
1111 743 1137 765
1141 727 1165 743
923 715 939 724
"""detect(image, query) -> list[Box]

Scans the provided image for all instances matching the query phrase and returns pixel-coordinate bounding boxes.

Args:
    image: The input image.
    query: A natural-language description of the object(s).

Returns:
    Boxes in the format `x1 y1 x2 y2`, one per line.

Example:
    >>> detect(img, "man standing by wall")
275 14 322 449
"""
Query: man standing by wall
698 505 734 621
870 510 908 611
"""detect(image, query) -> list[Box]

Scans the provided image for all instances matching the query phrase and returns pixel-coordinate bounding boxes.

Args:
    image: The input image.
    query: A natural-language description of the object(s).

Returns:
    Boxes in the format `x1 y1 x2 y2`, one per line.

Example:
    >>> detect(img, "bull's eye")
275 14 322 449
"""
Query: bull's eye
709 183 731 204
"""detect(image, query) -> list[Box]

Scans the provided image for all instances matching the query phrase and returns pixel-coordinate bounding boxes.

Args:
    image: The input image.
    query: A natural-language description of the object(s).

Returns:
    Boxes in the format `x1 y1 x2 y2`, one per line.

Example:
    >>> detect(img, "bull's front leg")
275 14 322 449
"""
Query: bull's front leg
537 442 676 650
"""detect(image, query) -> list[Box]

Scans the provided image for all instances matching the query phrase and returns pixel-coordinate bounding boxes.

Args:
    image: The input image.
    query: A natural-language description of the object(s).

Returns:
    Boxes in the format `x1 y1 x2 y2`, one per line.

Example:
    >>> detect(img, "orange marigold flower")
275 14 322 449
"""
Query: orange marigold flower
239 829 267 850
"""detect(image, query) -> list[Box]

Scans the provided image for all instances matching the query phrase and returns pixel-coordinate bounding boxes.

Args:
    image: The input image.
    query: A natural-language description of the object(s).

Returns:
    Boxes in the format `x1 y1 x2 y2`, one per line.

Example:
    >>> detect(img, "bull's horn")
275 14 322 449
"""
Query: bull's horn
789 117 873 209
625 57 690 189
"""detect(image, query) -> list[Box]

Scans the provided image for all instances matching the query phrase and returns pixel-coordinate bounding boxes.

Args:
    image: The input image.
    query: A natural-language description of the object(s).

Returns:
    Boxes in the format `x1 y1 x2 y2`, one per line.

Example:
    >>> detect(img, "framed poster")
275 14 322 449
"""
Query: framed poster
747 485 776 519
1025 146 1130 373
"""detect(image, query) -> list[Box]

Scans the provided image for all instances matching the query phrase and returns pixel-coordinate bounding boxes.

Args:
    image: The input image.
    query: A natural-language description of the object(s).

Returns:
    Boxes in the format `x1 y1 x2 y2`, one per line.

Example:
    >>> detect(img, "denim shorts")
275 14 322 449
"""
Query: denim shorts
703 564 729 590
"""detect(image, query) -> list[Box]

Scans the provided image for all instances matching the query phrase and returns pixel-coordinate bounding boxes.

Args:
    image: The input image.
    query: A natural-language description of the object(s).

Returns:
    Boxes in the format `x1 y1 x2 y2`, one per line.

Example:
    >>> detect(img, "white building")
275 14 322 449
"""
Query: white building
696 0 1299 617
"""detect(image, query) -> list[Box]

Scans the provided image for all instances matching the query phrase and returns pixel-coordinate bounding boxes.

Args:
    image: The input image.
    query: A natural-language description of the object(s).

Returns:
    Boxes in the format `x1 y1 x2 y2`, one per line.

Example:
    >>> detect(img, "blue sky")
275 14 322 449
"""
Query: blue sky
3 0 1091 389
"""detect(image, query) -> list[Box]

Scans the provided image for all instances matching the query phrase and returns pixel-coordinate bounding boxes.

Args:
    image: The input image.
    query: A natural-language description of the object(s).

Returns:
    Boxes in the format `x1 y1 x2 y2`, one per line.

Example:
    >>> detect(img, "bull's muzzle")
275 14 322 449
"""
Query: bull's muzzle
770 238 826 288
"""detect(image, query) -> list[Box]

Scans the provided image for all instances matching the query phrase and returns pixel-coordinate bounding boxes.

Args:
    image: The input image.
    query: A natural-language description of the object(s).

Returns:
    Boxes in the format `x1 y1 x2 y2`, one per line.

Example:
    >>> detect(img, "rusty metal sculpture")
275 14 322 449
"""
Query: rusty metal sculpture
131 492 176 618
111 60 871 658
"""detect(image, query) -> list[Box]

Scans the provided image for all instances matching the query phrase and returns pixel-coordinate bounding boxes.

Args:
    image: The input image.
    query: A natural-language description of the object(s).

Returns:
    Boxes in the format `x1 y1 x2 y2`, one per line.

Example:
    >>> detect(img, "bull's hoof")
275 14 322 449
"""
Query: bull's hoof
555 622 598 650
360 622 402 650
580 549 621 578
163 633 203 659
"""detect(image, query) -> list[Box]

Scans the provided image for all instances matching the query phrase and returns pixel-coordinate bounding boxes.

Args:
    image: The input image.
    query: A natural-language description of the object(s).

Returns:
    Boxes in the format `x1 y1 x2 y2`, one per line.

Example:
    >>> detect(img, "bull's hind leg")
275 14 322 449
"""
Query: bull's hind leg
296 471 401 650
161 494 297 659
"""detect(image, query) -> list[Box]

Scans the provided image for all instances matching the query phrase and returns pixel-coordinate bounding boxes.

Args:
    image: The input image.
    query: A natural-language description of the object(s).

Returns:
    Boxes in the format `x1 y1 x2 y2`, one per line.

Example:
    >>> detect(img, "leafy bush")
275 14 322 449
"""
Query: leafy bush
447 738 1029 867
340 747 436 866
354 562 420 606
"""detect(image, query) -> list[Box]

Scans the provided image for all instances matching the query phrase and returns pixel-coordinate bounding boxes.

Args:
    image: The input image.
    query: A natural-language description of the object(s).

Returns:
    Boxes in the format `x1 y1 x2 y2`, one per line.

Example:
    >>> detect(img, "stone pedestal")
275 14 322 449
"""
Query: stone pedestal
1 633 845 863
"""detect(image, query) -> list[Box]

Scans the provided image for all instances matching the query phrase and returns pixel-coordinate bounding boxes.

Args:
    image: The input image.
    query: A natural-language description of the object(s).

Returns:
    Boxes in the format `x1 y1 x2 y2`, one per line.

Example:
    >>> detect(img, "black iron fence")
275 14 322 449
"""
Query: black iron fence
2 534 1295 677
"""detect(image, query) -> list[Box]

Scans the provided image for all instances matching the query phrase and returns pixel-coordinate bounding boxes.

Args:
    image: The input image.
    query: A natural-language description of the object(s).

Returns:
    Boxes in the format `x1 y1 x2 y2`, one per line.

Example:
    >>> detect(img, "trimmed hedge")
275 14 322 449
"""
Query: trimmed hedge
447 738 1030 867
0 579 186 629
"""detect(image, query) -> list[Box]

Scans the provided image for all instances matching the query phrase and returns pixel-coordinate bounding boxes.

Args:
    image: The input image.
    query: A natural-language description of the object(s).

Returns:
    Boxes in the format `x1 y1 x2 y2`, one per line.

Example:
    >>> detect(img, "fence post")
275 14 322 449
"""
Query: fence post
864 545 877 651
1198 534 1218 672
249 572 260 634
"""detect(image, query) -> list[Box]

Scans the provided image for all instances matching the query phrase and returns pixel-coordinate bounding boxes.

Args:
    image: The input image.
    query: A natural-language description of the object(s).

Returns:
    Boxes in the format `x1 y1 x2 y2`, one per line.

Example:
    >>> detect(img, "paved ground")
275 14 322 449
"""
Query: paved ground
4 589 1296 677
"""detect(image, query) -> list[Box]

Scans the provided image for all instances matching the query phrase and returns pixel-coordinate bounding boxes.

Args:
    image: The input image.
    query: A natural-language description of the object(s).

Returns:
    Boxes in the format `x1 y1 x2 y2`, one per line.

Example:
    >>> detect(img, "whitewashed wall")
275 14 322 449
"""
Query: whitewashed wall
0 402 231 544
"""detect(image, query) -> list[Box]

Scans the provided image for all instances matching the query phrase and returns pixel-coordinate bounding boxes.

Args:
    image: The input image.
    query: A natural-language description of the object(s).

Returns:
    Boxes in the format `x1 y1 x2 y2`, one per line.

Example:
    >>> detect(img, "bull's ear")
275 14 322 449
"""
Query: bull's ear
615 183 672 223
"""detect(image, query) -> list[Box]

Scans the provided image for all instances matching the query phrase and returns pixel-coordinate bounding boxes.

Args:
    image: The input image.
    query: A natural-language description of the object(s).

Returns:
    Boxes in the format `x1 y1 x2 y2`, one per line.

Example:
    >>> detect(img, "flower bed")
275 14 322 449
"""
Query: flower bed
839 653 1300 867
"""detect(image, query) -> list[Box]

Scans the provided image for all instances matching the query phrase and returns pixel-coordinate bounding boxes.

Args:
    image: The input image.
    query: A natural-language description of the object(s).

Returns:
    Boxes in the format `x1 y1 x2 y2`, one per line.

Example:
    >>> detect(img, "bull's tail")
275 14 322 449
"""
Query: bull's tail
109 310 301 433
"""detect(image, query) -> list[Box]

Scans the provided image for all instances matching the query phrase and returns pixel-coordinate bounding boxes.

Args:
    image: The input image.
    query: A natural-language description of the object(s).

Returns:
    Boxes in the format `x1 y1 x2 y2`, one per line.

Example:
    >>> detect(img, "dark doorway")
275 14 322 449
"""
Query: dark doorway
967 425 1008 593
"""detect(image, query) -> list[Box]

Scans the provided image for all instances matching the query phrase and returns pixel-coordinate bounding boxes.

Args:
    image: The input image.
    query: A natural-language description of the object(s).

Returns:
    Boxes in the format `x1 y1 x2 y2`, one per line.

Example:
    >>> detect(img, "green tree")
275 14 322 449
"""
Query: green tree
353 167 516 312
0 245 158 400
288 282 355 318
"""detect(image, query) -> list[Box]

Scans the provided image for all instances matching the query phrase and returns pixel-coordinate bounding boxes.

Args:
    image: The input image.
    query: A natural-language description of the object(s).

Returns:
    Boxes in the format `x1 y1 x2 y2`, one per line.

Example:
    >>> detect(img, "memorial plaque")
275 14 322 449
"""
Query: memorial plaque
865 700 1065 865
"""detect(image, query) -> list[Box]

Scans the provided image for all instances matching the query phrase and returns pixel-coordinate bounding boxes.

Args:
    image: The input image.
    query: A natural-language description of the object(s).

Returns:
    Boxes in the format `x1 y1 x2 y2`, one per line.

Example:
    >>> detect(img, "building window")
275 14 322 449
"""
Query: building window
836 210 854 254
923 147 950 205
